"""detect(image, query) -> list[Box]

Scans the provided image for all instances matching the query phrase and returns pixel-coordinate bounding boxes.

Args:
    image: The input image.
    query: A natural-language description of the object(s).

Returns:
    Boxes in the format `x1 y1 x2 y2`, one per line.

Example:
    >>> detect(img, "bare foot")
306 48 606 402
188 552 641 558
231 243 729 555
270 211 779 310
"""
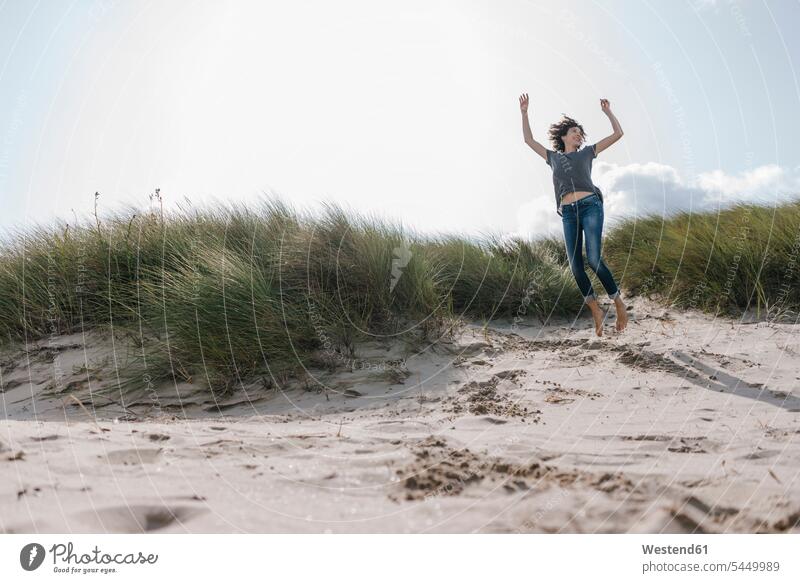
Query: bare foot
587 300 604 336
614 296 628 332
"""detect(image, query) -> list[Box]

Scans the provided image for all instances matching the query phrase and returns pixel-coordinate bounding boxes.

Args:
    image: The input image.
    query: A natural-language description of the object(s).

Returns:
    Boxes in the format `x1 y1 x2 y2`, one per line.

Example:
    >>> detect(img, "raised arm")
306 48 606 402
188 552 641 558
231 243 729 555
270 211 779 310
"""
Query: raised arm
519 93 548 162
593 98 623 155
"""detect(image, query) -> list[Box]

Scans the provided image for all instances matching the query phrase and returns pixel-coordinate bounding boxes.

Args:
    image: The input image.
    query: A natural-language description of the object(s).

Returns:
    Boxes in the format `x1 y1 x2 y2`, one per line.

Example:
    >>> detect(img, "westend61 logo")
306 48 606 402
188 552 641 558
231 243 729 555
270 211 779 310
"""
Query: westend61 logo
19 542 158 574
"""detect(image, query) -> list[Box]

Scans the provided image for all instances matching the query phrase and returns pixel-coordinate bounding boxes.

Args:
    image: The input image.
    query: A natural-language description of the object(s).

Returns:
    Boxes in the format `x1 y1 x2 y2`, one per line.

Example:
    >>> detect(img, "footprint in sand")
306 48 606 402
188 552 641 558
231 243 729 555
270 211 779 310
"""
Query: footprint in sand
740 449 780 460
75 504 207 532
104 448 163 465
667 439 709 454
362 419 436 435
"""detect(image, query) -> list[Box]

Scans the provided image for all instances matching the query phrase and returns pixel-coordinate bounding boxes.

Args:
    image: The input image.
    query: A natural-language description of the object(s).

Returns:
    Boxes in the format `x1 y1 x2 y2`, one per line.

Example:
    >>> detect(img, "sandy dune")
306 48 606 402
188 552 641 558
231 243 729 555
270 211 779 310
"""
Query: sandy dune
1 297 799 533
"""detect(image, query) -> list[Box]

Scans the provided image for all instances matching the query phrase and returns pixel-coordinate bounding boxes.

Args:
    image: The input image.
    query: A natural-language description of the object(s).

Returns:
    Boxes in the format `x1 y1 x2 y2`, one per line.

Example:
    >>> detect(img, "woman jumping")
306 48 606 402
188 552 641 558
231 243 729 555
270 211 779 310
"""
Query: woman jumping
519 94 627 336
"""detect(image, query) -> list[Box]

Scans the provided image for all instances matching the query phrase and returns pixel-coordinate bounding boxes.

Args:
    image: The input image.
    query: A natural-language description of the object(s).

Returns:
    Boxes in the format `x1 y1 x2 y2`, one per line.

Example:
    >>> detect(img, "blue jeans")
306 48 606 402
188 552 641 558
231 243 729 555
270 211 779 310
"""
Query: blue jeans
560 193 620 304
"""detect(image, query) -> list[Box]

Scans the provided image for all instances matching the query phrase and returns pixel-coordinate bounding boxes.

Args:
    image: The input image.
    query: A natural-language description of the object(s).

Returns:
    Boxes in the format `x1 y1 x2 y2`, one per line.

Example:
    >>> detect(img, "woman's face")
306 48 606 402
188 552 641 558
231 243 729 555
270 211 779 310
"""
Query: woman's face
563 126 585 149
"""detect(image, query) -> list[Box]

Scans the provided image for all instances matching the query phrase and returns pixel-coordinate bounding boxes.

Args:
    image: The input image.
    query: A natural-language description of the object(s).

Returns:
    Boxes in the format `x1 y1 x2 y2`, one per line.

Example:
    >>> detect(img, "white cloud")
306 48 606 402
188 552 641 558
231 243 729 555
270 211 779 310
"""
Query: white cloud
594 161 701 219
594 161 800 222
695 164 792 198
512 161 800 241
513 198 564 242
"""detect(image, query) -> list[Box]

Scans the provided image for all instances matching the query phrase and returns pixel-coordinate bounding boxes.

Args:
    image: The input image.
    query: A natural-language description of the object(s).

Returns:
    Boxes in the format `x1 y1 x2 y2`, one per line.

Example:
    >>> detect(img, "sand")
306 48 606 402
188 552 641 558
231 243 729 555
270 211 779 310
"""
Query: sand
1 296 798 533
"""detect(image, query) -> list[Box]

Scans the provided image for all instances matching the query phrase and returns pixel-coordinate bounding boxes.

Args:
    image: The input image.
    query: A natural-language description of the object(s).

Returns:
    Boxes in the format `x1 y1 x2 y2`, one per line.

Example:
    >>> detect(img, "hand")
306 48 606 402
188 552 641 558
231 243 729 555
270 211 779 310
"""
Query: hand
600 98 612 114
519 93 529 114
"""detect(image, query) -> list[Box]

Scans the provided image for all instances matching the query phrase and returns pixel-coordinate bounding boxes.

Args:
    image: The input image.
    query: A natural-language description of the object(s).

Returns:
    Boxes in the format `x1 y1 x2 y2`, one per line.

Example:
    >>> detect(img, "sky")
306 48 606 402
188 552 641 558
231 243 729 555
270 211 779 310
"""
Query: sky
0 0 798 241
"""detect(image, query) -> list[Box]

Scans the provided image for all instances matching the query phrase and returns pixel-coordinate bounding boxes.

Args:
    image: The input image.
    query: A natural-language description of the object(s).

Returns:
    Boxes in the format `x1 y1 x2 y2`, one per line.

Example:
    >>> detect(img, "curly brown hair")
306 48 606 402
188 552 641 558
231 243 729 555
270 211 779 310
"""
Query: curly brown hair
548 115 586 152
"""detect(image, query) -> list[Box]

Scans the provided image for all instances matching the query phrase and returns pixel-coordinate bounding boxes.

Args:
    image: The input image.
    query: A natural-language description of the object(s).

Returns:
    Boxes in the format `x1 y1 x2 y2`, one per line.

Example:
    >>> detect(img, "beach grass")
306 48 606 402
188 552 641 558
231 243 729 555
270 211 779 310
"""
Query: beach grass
604 199 800 318
1 195 798 395
0 197 578 394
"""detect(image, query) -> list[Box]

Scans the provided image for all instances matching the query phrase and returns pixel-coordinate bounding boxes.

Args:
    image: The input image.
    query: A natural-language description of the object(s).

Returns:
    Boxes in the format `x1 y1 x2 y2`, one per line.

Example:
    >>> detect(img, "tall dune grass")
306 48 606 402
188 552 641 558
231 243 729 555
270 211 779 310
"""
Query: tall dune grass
2 196 798 396
0 197 578 395
604 199 800 318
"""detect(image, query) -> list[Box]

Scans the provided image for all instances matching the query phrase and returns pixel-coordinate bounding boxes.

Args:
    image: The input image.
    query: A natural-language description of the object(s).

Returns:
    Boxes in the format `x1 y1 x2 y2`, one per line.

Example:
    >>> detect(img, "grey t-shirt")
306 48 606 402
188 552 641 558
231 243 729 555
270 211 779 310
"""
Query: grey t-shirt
545 143 604 216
